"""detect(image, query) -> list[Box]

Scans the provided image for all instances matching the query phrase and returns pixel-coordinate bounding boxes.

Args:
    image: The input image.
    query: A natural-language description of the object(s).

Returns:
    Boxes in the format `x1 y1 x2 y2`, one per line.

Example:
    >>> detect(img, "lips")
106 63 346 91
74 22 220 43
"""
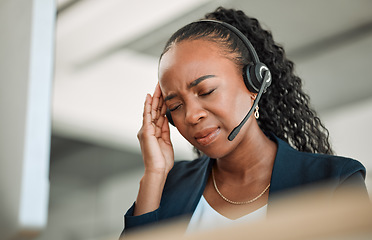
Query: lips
194 127 221 146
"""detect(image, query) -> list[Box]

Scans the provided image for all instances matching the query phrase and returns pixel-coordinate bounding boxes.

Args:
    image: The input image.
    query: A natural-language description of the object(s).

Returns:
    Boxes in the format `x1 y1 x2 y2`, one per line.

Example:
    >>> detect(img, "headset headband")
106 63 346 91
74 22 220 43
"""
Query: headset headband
196 19 260 64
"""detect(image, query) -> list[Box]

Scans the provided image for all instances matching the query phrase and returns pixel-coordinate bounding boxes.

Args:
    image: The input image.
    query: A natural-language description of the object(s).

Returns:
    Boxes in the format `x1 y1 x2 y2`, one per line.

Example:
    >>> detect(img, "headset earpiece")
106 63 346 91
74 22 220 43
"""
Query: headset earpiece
244 63 258 93
244 62 271 93
166 108 175 126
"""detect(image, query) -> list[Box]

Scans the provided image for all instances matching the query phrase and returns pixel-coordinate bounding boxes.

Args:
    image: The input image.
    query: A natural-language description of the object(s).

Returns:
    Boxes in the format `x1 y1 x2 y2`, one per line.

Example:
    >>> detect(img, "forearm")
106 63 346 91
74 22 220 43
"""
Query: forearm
133 170 168 216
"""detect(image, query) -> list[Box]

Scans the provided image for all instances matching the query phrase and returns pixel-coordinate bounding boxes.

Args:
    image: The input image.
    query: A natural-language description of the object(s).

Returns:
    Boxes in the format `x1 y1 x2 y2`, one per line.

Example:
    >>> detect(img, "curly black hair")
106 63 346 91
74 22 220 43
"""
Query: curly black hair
161 7 333 155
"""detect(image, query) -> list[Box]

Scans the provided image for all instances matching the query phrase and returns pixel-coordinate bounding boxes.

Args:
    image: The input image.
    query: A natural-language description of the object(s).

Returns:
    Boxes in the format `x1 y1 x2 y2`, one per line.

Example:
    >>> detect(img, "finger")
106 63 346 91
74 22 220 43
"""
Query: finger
157 91 164 120
155 114 165 138
155 84 164 121
143 94 152 126
151 84 161 122
154 101 168 138
159 91 164 108
160 100 167 116
162 117 172 145
160 101 171 144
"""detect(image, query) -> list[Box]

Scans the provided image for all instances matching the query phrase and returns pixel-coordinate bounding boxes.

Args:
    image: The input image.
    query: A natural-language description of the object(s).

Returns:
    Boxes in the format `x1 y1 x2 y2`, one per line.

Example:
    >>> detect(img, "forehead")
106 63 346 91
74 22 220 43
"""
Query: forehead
159 39 223 69
158 39 232 89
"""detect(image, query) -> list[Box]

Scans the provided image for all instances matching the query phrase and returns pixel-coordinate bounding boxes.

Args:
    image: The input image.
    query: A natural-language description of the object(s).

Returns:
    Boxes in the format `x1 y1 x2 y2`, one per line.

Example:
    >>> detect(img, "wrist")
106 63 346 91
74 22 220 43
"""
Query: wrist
144 165 171 176
141 169 168 186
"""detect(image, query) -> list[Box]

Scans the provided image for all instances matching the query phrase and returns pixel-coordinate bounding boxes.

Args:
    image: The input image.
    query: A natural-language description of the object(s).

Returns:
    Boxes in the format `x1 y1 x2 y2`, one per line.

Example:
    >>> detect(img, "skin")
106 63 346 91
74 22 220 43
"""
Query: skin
134 39 277 219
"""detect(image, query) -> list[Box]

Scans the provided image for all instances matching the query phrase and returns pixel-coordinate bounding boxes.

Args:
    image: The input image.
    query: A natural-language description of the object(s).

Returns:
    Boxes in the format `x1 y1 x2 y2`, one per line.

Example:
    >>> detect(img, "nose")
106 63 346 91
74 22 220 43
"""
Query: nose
184 101 207 125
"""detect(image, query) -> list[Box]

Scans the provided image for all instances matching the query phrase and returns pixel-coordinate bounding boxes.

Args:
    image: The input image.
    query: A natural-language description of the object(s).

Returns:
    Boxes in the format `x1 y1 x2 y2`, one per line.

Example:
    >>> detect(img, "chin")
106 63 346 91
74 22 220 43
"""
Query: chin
196 142 231 159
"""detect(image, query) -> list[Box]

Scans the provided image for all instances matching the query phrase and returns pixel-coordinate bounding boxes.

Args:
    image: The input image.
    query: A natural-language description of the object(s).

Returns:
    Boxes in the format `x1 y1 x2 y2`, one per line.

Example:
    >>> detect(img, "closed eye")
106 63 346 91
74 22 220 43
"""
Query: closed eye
200 88 216 96
169 104 182 112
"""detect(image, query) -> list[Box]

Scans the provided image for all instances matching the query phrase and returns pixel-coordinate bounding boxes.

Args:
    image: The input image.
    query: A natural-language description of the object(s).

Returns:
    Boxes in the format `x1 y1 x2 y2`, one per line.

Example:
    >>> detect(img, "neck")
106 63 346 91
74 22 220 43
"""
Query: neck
215 123 277 184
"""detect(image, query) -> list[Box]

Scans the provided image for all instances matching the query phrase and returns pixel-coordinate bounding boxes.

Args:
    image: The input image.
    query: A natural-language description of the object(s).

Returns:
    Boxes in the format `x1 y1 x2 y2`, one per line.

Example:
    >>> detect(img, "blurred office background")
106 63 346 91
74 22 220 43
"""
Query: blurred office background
2 0 372 239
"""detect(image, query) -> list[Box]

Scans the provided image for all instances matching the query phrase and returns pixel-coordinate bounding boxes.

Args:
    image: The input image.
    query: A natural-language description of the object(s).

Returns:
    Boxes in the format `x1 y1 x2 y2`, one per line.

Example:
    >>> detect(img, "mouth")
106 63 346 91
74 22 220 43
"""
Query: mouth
194 127 221 146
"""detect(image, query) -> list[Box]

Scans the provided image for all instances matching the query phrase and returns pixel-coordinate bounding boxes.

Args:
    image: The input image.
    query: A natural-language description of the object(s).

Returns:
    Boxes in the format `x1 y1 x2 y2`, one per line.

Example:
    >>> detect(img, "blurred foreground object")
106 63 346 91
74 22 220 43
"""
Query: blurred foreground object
123 185 372 240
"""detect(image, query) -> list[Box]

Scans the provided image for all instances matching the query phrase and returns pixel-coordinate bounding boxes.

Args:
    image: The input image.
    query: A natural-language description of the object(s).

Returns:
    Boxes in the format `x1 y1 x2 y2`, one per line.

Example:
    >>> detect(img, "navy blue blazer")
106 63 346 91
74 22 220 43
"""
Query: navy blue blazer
122 134 367 235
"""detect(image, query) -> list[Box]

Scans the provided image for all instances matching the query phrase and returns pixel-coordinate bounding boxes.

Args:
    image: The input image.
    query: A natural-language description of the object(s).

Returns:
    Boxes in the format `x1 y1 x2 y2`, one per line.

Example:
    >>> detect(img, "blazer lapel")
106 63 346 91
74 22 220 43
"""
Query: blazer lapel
268 135 305 202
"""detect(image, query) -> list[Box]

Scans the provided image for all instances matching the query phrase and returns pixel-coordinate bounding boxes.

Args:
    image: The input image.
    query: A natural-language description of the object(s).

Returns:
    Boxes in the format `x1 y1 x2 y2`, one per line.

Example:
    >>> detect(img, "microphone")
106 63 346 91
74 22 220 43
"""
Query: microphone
228 71 271 141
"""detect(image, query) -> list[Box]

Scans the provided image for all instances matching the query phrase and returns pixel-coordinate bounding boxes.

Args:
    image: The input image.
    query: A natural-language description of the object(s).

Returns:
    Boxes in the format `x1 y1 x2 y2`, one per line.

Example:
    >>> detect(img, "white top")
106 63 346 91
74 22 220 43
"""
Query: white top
186 195 267 233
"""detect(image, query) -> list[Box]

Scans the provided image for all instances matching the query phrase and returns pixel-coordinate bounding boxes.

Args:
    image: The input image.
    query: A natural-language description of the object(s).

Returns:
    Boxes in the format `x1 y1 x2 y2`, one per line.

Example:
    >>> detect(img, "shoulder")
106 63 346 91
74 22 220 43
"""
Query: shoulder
270 134 366 192
296 150 365 181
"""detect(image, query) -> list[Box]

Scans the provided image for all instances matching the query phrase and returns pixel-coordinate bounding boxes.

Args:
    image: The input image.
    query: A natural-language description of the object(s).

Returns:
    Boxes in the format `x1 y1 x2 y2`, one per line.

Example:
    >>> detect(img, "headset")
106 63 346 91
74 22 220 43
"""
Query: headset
165 19 272 141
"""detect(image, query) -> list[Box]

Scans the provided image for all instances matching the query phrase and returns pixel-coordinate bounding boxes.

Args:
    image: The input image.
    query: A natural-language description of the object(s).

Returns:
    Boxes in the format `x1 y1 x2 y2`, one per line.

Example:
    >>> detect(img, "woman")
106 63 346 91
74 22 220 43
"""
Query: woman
121 7 367 235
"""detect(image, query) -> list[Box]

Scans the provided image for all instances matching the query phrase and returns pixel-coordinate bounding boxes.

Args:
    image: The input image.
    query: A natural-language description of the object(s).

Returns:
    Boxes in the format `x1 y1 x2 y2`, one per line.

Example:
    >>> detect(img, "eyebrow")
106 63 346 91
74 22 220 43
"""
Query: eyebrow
188 74 216 88
164 74 216 102
164 93 177 102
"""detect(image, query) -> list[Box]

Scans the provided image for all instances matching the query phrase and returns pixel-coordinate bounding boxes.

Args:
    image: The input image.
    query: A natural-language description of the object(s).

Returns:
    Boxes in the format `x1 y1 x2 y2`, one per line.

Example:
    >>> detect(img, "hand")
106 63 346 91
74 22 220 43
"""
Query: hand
137 83 174 176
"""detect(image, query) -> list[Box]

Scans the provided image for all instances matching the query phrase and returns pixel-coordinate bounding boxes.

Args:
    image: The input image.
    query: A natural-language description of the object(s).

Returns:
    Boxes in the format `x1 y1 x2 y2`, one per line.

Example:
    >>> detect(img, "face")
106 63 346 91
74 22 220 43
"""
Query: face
159 39 255 158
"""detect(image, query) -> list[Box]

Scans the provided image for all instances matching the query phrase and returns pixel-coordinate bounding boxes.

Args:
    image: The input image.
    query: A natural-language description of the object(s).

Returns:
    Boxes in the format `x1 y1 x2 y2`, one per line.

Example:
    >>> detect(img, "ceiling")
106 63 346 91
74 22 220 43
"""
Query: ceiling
53 0 372 156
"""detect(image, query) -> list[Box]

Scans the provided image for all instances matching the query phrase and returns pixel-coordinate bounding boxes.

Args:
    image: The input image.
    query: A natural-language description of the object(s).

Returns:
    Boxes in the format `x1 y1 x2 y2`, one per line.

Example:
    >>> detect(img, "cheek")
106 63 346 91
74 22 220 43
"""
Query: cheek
232 91 253 118
211 86 252 127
